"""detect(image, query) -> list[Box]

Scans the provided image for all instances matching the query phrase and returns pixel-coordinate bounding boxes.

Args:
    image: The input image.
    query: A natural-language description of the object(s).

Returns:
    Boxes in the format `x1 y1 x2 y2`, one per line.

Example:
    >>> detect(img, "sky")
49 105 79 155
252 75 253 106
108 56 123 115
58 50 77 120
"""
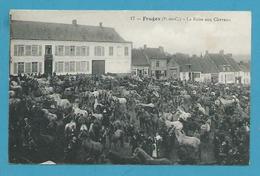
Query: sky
10 10 251 56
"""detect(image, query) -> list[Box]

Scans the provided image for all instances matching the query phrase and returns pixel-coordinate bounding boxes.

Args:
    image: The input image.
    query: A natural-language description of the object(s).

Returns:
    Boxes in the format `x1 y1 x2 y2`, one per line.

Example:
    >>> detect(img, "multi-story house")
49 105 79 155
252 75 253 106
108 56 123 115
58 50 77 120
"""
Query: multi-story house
10 20 132 75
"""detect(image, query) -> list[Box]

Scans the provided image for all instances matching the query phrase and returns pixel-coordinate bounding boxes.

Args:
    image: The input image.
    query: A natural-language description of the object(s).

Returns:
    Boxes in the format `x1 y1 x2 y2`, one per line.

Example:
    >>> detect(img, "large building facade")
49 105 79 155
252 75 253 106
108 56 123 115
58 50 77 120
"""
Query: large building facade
10 20 132 75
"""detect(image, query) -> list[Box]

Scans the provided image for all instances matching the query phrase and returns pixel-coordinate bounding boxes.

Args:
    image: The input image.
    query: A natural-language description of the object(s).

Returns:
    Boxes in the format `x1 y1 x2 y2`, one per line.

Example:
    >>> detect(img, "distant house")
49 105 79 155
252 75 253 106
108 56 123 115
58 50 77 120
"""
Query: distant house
170 53 203 81
10 20 132 75
167 56 180 80
143 45 169 79
238 61 250 85
199 56 219 83
205 50 241 84
131 49 150 76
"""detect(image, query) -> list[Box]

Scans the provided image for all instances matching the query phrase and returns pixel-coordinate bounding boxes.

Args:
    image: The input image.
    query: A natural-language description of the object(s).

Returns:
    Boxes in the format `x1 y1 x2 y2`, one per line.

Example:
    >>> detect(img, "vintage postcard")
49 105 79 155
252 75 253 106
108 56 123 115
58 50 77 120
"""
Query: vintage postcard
9 10 250 165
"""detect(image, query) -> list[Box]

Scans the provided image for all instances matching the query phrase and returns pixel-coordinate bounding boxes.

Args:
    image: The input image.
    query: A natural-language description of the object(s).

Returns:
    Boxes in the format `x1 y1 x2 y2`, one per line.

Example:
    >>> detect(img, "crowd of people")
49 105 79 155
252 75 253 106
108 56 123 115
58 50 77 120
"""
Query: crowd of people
9 72 250 165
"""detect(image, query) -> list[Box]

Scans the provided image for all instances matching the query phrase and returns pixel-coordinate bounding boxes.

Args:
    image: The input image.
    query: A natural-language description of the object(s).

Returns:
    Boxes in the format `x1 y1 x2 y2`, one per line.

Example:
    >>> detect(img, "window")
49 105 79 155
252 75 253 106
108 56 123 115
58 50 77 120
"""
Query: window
86 46 89 56
109 46 113 56
117 46 122 56
144 69 148 75
94 46 105 56
80 61 86 72
25 62 31 73
25 45 32 56
70 46 75 56
81 46 87 56
65 46 70 56
18 62 24 74
76 46 81 56
64 62 70 72
65 46 75 56
55 45 64 56
76 62 81 72
32 62 38 73
17 45 24 56
31 45 38 56
69 61 75 72
124 46 129 56
15 45 41 56
156 61 160 67
57 62 64 73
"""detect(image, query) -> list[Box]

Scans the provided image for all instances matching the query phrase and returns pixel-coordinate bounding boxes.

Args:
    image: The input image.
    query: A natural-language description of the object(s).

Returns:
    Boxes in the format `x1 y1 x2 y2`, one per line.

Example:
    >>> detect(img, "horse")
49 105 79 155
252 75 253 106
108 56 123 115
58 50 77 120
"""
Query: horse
81 135 104 163
165 120 183 131
173 128 200 151
134 148 172 165
110 129 125 150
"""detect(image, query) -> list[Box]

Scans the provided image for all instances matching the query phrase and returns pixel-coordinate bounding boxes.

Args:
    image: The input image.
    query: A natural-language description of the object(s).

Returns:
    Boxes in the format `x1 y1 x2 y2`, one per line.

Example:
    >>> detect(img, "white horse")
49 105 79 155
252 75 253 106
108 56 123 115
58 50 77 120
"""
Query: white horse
174 128 200 150
165 120 183 131
177 107 191 121
73 107 88 118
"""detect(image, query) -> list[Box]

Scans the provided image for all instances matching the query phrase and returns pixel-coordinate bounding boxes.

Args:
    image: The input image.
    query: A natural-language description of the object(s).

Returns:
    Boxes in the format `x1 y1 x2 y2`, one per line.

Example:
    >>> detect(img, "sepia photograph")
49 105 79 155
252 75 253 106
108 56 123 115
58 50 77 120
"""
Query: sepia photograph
9 10 251 165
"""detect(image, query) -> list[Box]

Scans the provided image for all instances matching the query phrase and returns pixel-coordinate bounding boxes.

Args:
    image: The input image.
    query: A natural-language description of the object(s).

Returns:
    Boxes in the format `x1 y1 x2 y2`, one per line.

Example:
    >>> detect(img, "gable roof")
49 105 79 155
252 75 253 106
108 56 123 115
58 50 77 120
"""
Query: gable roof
132 49 150 66
205 53 241 72
199 57 219 73
144 48 168 59
11 20 130 43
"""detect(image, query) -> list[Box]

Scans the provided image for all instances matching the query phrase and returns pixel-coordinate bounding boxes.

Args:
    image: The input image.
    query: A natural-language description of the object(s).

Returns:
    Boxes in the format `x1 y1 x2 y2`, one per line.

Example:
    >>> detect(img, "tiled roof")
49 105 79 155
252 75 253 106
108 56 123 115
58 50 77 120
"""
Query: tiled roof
206 53 241 72
132 49 150 66
144 48 168 59
11 20 129 43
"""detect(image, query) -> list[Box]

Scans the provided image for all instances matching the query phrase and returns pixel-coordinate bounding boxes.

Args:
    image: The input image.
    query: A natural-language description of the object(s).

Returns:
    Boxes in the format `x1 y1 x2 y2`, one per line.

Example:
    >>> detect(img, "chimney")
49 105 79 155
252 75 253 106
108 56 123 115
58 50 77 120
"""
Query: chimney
219 50 224 55
144 44 147 49
158 46 164 53
99 22 103 27
72 19 77 25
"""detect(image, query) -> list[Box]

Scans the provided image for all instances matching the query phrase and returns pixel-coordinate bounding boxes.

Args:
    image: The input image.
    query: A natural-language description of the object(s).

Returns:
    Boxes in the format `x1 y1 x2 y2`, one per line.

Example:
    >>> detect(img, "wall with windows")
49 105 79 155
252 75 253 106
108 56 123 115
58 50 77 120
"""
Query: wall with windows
237 71 250 85
200 73 212 83
180 72 189 81
218 72 235 84
132 66 149 76
10 39 132 75
150 59 167 70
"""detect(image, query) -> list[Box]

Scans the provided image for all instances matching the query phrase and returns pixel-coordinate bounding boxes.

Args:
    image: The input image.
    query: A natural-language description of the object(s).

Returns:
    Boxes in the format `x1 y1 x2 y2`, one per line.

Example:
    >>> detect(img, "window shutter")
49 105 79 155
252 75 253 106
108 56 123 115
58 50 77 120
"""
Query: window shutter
55 46 58 56
39 46 42 56
25 62 32 73
13 63 17 74
39 62 42 73
86 61 89 72
55 62 58 73
76 61 80 72
14 45 18 56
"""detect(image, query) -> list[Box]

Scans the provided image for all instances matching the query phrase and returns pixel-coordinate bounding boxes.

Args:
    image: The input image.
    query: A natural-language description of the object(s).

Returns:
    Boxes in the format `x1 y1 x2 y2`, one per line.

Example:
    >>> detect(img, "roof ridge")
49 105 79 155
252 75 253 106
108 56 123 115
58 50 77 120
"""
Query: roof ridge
11 20 114 30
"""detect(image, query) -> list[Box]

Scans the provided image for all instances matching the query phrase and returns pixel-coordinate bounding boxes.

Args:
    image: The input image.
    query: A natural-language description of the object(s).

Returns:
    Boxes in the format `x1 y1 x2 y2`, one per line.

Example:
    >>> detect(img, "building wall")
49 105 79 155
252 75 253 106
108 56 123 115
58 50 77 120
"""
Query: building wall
218 72 235 84
10 39 132 75
167 67 179 79
150 59 167 71
200 73 211 83
132 66 149 76
237 71 250 85
180 72 189 81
